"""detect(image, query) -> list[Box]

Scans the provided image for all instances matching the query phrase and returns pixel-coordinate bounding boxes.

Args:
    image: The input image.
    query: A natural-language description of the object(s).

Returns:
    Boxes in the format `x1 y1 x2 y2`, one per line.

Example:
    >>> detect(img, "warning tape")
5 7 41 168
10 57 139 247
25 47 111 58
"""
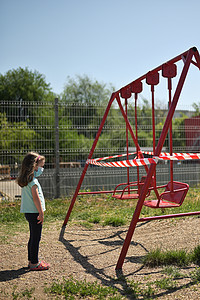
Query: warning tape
90 152 137 162
87 151 200 168
87 157 159 167
143 152 200 161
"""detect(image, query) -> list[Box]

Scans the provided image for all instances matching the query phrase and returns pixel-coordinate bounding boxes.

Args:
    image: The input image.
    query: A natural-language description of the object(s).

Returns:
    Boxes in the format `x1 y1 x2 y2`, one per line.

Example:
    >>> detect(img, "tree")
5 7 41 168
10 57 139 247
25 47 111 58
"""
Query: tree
0 112 36 164
61 75 114 137
62 74 114 105
58 116 93 162
0 67 55 123
192 101 200 116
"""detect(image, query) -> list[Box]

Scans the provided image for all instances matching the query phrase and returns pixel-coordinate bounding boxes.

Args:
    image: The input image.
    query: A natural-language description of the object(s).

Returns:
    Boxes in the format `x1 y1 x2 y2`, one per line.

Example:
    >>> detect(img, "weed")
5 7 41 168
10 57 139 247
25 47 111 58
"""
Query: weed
79 221 93 229
142 283 155 298
192 245 200 265
89 215 101 224
143 245 200 269
155 277 177 290
11 285 19 300
162 266 185 279
11 286 35 299
0 202 24 223
47 277 120 299
190 267 200 282
143 248 190 267
104 216 126 227
124 280 140 298
123 279 156 299
21 287 35 298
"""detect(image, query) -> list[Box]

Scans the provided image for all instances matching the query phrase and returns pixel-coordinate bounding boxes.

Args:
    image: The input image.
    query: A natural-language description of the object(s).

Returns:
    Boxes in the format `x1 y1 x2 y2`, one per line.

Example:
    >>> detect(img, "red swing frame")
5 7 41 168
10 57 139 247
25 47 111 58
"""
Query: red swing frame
62 47 200 270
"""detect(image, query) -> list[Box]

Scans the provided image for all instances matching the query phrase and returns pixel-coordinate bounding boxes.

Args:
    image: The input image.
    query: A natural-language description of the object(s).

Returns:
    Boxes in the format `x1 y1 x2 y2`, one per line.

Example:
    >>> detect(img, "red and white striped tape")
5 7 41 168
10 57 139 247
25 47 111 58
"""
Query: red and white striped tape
90 152 137 162
87 157 158 167
86 151 200 168
143 151 200 161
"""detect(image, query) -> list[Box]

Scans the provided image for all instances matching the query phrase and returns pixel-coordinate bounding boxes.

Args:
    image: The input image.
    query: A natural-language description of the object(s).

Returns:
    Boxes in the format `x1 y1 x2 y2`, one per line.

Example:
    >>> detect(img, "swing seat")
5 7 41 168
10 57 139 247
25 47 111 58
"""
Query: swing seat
112 176 155 200
112 181 139 200
144 181 189 208
114 192 139 200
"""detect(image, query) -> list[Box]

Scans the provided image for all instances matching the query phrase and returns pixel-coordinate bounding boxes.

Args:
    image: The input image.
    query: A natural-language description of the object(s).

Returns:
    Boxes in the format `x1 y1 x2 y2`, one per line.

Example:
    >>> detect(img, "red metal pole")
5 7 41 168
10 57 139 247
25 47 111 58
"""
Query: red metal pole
193 47 200 69
151 84 157 188
168 78 174 191
155 48 194 157
116 49 191 96
115 47 195 270
62 93 116 226
125 99 130 189
135 94 140 190
116 94 149 173
151 85 156 154
138 211 200 222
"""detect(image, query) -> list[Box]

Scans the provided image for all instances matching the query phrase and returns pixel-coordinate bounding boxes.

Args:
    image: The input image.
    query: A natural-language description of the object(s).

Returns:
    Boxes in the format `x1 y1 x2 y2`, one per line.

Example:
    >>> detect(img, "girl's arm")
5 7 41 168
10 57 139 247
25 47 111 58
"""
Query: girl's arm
31 185 44 224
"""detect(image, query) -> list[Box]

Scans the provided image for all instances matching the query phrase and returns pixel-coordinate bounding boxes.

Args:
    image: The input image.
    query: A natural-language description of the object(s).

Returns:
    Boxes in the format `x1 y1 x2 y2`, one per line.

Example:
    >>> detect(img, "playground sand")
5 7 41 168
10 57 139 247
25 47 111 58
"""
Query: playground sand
0 217 200 299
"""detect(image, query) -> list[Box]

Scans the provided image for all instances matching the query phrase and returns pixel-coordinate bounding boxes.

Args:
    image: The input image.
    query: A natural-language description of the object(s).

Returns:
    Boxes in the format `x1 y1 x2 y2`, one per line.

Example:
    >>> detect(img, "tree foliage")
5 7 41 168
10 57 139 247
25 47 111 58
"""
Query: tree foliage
0 69 194 162
0 67 55 123
0 113 36 164
192 101 200 116
62 74 114 105
61 75 115 137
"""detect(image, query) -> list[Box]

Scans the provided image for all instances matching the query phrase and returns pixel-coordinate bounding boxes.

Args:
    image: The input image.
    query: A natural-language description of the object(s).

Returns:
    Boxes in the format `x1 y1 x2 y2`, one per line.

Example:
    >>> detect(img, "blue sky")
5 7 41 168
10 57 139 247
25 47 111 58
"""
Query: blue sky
1 0 200 109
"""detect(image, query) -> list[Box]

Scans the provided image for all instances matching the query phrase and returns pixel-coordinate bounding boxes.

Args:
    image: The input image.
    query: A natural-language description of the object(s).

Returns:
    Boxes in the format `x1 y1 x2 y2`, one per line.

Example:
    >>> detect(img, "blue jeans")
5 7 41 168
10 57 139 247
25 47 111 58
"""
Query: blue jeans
25 213 42 264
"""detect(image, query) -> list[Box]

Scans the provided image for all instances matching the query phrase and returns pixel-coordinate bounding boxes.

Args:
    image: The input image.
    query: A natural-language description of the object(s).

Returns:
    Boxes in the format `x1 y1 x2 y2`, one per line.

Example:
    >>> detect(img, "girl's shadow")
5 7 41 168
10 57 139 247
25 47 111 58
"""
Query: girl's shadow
0 267 29 282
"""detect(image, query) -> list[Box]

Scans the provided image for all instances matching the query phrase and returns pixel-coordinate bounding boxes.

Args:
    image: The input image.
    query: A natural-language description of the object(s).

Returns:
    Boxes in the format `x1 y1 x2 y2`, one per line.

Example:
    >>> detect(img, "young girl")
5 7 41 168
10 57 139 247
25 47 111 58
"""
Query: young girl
17 152 50 271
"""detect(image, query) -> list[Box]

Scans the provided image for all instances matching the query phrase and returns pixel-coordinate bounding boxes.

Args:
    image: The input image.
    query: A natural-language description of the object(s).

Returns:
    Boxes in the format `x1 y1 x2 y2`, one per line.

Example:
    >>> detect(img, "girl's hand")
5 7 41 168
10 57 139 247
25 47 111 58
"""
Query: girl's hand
37 213 44 224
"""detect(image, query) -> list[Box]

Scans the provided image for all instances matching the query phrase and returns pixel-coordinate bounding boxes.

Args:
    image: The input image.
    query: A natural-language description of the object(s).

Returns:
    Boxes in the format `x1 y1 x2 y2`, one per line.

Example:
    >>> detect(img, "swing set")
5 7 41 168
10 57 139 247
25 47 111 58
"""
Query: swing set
62 47 200 270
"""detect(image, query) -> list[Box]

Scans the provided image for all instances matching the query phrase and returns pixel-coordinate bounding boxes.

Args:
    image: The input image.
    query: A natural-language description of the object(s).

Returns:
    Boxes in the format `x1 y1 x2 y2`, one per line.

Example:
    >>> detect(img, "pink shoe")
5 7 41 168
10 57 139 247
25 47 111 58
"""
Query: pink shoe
30 261 50 271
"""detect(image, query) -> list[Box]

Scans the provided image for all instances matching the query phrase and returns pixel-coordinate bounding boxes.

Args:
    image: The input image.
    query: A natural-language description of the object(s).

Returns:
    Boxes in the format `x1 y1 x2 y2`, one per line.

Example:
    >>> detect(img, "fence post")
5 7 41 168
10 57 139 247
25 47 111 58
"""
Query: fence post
55 98 60 198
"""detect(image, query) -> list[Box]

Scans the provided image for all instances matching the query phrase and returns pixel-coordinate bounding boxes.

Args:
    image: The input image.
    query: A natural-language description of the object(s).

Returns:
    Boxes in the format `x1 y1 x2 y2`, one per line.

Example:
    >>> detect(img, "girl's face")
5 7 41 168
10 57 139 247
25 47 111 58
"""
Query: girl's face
35 159 45 171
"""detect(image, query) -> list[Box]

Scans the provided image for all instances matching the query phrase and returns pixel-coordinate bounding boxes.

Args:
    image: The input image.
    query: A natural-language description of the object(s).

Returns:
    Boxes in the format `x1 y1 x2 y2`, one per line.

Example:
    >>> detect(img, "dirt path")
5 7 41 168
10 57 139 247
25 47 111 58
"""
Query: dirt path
0 217 200 299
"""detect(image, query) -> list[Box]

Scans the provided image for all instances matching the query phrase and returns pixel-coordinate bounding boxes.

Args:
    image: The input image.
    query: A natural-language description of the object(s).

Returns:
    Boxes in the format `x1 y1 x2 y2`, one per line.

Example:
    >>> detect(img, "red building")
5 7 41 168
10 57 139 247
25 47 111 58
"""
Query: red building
184 116 200 152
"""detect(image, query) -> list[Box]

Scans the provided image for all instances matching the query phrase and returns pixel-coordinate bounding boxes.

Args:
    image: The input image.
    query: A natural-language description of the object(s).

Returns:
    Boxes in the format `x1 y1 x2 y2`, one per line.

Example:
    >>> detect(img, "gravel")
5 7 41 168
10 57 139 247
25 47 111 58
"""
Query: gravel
0 217 200 299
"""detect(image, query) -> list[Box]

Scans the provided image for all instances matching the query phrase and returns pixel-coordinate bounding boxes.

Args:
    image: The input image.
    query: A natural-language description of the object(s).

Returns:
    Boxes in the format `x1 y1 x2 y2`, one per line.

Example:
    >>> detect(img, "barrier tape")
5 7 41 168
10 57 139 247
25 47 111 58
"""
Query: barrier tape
143 151 200 160
86 151 200 168
87 157 159 167
90 152 137 162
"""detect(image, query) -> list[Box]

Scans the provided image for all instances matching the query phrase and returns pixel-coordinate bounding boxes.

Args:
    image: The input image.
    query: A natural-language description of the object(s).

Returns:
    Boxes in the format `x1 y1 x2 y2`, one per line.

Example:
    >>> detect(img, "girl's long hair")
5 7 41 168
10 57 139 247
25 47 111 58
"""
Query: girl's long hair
16 152 45 187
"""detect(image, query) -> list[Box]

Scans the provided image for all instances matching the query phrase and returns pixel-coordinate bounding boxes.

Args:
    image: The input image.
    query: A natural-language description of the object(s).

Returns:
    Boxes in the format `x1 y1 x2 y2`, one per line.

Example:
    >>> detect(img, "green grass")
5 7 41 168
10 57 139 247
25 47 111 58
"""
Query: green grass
0 186 199 245
46 277 155 300
142 245 200 267
11 286 35 299
190 267 200 282
192 245 200 265
104 216 126 227
162 266 185 279
1 188 200 299
46 277 120 299
46 267 200 299
155 277 177 290
0 202 24 223
0 186 199 229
